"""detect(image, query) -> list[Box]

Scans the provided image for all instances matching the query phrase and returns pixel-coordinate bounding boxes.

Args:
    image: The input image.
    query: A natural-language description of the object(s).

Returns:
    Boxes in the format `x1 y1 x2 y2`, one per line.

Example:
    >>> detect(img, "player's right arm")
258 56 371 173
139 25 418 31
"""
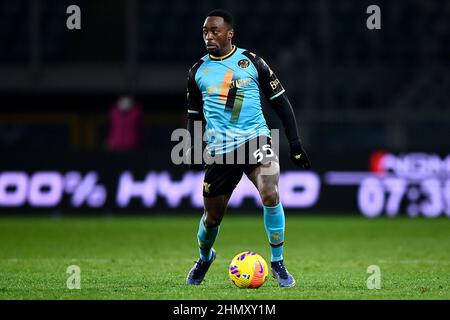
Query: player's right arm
186 60 205 170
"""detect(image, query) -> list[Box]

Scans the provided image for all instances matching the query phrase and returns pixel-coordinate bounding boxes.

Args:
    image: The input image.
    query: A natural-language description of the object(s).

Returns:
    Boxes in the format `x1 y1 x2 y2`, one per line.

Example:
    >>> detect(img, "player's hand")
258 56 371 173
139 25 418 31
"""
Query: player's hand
289 142 311 169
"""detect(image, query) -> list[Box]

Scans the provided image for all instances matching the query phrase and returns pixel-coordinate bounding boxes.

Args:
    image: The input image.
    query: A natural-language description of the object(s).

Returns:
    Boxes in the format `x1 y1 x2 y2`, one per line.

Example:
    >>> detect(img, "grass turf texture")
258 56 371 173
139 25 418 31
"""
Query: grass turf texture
0 215 449 299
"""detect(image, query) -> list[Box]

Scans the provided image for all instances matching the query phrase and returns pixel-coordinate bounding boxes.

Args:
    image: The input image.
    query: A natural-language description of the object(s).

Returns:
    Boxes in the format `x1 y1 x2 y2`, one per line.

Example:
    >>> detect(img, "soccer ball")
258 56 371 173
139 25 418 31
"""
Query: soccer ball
228 251 269 289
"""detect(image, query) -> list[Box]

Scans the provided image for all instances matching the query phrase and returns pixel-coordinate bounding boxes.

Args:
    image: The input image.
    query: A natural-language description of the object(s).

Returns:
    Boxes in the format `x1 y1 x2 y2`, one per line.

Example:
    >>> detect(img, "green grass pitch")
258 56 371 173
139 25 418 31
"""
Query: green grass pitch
0 214 449 299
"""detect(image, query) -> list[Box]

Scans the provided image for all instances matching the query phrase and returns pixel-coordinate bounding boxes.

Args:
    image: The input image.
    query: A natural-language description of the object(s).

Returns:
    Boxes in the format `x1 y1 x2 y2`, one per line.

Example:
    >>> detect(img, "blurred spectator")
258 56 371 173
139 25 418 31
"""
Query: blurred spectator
106 95 144 151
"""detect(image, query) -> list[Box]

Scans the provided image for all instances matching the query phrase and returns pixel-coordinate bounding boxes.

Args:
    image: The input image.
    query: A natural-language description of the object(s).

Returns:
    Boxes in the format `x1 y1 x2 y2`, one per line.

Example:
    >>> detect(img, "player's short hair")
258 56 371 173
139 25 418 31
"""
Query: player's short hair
207 9 234 29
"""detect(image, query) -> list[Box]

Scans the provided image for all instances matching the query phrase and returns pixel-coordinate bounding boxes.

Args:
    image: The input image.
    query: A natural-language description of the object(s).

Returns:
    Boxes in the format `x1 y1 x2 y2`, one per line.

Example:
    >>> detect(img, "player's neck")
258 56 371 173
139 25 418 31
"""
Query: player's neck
210 45 236 60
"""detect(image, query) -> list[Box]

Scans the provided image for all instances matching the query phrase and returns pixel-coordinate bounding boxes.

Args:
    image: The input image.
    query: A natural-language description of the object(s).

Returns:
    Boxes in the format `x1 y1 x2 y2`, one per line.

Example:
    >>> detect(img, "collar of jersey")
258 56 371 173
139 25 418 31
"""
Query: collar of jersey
209 45 237 61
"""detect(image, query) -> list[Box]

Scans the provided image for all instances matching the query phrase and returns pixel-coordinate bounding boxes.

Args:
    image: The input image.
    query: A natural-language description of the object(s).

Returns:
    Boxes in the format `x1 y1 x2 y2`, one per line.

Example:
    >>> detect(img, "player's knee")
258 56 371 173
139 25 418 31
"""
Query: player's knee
204 214 222 228
261 188 279 207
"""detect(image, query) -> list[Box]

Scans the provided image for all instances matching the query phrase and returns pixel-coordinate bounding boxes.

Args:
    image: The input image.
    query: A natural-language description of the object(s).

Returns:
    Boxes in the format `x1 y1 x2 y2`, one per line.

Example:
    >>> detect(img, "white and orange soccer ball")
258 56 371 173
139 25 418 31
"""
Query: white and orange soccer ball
228 251 269 289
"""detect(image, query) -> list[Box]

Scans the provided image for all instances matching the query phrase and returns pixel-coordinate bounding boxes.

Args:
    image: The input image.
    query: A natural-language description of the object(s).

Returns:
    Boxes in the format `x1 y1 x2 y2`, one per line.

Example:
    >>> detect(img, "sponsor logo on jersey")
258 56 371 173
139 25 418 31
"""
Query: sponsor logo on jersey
206 78 251 94
270 78 280 90
230 78 251 89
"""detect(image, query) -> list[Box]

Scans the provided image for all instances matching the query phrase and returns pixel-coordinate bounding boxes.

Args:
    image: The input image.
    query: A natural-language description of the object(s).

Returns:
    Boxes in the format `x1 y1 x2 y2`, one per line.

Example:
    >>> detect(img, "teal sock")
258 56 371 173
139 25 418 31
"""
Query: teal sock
263 202 285 262
197 215 219 262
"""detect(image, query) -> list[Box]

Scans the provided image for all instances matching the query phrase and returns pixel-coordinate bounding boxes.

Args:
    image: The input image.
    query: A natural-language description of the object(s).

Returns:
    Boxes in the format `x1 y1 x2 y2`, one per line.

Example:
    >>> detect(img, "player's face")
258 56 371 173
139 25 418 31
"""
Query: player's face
202 16 233 55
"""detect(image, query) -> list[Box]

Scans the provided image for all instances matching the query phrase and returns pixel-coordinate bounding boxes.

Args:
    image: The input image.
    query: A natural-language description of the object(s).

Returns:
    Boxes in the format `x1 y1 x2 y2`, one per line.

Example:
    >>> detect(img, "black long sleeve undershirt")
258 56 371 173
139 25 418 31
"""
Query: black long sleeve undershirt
187 116 204 148
269 93 302 147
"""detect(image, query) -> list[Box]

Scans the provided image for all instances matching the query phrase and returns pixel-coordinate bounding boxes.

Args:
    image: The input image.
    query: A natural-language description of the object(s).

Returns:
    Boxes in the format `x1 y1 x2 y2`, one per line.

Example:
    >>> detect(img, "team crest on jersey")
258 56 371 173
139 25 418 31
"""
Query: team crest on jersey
238 59 250 68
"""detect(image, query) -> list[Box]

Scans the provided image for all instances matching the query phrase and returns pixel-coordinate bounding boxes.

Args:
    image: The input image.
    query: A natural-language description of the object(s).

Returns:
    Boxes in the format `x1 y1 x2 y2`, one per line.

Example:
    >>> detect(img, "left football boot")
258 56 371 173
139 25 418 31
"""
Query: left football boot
271 260 296 287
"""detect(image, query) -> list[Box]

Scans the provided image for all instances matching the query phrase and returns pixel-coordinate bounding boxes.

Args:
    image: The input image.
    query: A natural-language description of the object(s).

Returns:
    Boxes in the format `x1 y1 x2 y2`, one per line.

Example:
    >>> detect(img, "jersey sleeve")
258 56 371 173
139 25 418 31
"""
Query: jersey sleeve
242 51 286 101
186 60 204 120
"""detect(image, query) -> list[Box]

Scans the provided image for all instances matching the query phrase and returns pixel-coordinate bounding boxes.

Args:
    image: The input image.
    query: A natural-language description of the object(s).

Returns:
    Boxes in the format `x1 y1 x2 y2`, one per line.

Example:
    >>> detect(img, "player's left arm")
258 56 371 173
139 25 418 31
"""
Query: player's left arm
243 52 311 169
185 60 206 170
269 93 311 169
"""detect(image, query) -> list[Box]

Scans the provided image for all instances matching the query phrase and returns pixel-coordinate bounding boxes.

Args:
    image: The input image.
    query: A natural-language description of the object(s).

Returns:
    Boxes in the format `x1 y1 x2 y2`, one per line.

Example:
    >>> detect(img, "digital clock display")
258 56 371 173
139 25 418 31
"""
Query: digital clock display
325 151 450 218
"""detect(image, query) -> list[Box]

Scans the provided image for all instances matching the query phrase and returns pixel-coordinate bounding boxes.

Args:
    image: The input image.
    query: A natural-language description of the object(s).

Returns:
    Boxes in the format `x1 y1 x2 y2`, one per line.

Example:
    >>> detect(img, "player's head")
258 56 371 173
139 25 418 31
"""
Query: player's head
203 9 234 55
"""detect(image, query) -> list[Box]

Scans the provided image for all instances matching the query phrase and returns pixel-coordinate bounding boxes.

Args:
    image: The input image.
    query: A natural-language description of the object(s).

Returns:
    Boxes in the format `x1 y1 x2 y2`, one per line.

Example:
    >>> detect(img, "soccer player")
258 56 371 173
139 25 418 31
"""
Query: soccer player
185 9 311 287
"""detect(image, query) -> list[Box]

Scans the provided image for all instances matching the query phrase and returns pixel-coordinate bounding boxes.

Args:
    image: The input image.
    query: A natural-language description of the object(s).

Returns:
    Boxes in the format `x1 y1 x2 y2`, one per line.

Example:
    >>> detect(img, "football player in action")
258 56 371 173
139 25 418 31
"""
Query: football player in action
185 9 311 287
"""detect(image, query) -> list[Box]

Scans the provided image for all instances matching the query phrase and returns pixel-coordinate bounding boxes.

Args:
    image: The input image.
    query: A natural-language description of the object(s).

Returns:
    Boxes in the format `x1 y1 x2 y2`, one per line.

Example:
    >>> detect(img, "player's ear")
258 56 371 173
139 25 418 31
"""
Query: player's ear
228 29 234 40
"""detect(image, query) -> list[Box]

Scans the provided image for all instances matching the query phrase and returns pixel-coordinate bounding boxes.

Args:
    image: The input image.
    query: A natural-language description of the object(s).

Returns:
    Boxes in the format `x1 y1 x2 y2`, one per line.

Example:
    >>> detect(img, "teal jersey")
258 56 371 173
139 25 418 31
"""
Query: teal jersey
187 46 285 155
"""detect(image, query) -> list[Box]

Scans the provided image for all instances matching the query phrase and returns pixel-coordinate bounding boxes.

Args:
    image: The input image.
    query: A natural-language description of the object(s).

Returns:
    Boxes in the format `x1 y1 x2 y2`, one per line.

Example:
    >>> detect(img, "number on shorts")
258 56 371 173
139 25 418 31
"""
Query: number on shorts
253 144 274 162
